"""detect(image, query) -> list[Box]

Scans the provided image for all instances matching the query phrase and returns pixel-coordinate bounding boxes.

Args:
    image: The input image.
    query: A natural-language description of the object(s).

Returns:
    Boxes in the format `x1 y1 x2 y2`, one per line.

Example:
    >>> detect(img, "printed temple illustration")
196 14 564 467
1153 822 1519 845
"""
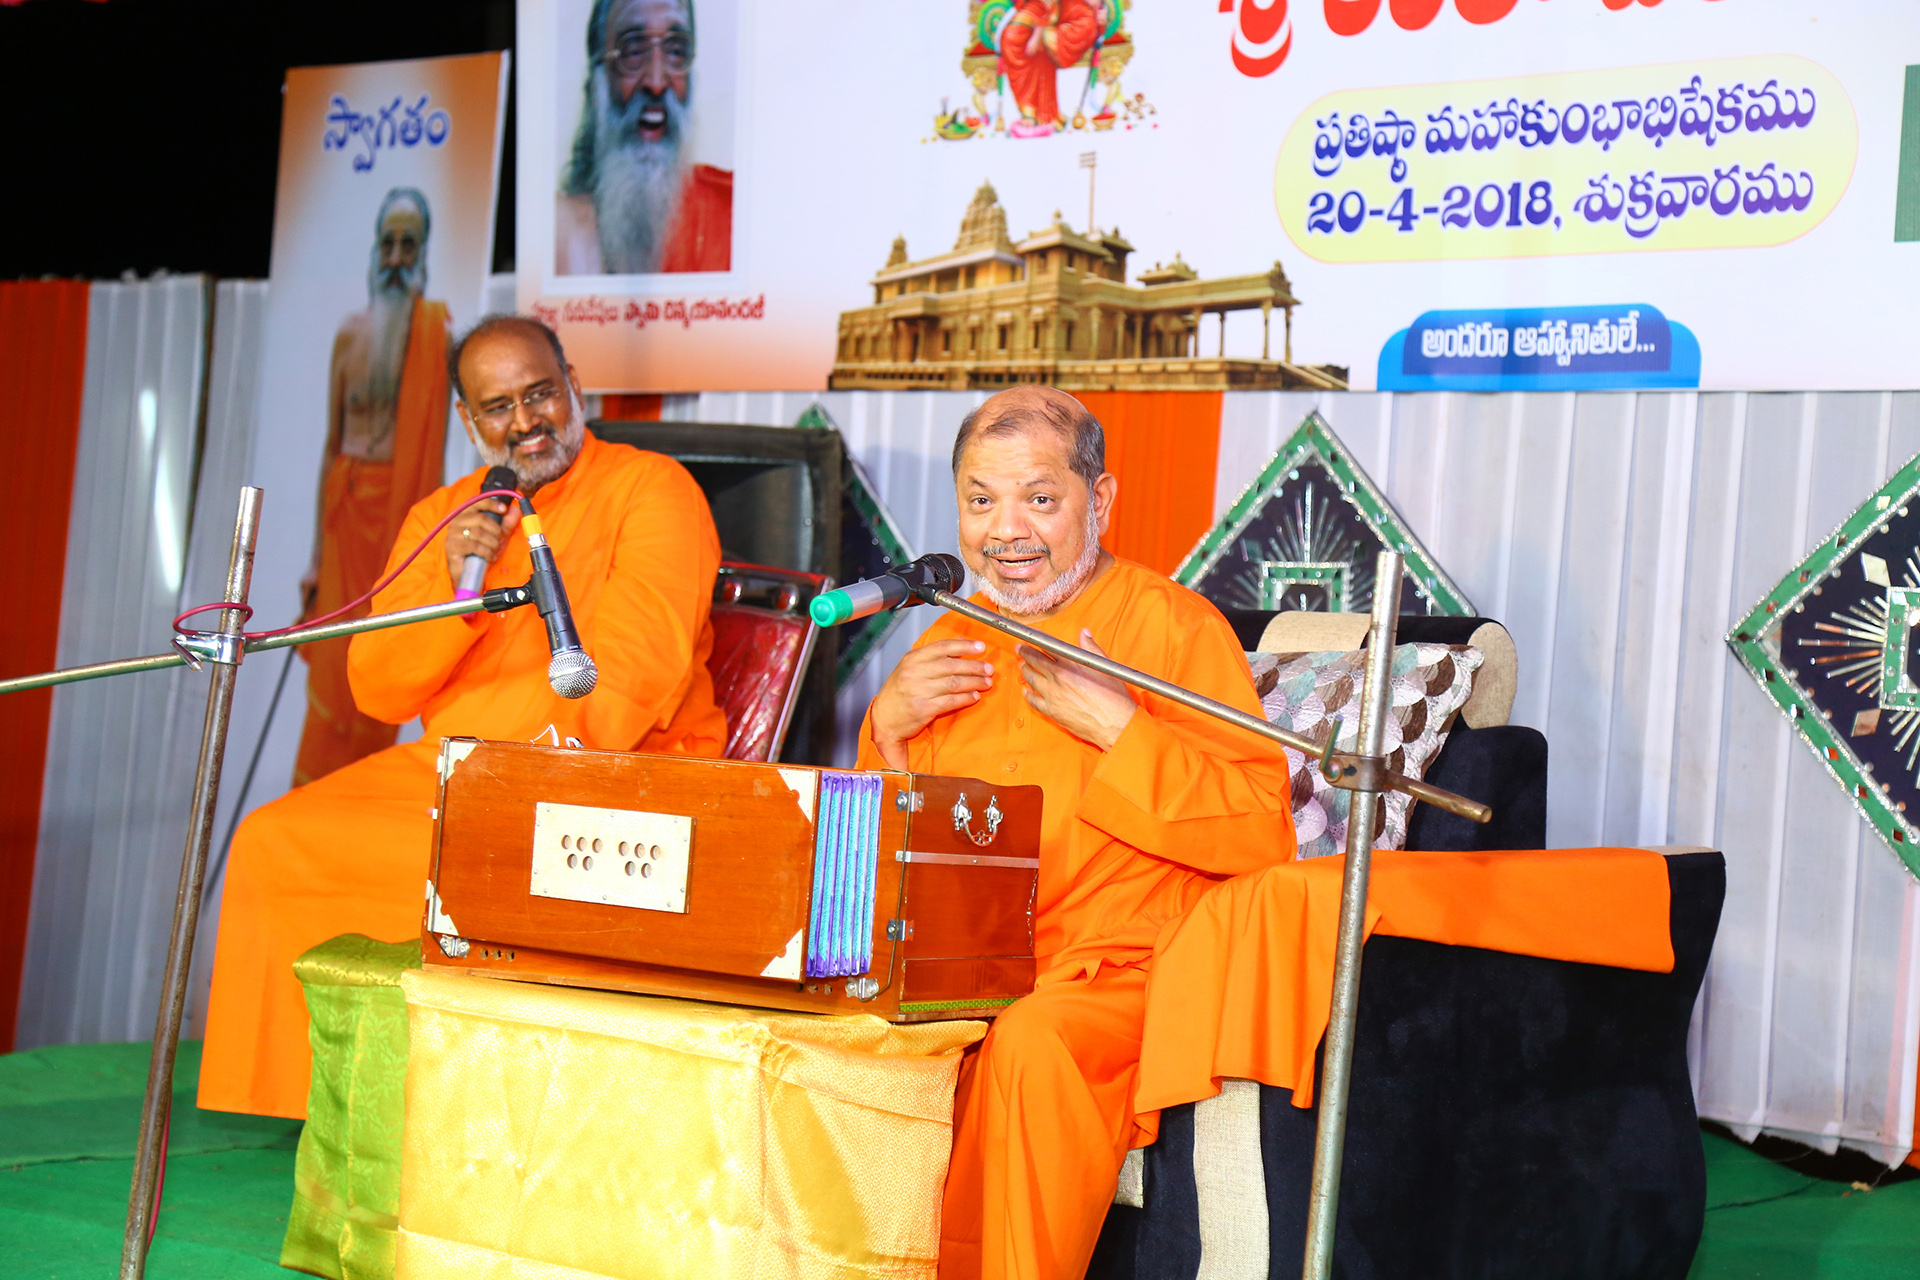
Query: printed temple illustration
830 182 1347 392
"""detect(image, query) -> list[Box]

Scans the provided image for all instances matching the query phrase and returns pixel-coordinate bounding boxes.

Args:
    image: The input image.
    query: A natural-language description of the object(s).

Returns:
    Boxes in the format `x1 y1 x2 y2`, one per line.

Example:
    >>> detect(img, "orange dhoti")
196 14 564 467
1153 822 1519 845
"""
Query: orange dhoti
939 965 1150 1280
197 742 439 1118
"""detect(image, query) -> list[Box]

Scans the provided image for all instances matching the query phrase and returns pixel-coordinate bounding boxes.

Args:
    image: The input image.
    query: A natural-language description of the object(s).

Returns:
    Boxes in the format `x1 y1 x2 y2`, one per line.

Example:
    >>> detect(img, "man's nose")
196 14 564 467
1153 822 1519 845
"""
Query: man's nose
640 48 671 99
985 507 1033 544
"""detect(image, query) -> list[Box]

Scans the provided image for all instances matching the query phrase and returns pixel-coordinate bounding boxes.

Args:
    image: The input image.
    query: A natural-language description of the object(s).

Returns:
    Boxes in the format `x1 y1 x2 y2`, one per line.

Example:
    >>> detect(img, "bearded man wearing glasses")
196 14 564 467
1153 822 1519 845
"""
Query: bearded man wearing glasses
556 0 732 274
199 314 726 1121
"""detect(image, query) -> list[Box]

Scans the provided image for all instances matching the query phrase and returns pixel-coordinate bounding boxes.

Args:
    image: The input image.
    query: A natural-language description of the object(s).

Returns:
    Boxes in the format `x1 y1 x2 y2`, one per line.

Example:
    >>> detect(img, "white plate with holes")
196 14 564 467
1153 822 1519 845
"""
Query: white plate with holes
529 801 693 913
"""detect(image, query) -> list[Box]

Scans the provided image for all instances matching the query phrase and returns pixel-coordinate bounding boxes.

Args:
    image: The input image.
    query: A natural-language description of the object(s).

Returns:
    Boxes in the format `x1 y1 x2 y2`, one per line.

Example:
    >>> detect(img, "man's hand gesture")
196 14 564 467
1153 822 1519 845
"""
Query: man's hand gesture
1018 629 1136 750
870 639 994 771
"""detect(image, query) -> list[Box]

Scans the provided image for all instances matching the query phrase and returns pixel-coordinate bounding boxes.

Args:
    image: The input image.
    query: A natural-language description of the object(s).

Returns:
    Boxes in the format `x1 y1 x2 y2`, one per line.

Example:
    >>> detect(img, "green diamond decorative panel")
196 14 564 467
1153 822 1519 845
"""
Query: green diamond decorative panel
796 403 918 686
1728 452 1920 876
1173 411 1474 619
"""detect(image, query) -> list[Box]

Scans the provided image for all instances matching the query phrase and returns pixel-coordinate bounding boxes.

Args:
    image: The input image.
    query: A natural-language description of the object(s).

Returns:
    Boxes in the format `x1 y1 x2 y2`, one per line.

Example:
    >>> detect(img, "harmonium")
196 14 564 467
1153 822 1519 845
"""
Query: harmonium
422 738 1044 1021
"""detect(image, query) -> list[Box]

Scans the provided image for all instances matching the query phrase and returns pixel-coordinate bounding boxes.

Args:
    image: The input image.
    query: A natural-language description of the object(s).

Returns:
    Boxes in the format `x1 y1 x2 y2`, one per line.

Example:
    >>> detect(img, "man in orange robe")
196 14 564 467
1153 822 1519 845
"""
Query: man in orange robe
857 386 1297 1280
200 316 726 1119
295 188 452 785
1001 0 1106 137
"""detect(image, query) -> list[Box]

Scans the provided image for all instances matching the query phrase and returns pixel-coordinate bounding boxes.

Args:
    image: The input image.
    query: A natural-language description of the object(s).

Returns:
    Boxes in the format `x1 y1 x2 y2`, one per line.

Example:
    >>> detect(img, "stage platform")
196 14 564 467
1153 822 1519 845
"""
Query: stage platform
2 1040 1916 1279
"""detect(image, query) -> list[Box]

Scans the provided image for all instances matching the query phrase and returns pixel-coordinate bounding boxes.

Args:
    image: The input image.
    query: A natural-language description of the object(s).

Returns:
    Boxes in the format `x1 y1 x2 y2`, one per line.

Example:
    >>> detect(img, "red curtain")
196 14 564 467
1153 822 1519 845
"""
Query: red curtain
0 281 90 1051
1077 391 1224 577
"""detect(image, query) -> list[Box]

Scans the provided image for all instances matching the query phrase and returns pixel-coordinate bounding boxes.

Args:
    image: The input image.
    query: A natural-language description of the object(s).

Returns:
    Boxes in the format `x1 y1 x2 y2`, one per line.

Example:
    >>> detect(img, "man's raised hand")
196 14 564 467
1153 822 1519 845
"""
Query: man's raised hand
870 638 994 771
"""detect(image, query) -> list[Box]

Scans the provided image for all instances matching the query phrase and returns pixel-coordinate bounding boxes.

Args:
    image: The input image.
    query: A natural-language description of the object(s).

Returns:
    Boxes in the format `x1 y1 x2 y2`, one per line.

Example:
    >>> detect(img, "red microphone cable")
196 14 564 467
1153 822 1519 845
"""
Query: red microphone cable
172 488 525 641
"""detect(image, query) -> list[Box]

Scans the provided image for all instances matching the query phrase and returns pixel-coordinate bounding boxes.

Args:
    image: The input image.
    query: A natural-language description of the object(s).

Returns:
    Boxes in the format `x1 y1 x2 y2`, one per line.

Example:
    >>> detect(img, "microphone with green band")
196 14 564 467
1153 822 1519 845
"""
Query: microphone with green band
809 554 966 627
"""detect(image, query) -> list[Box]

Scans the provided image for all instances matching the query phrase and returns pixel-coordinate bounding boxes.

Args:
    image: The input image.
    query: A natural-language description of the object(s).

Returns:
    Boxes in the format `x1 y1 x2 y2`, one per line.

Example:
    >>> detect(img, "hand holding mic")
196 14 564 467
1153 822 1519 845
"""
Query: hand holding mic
455 465 521 599
810 554 966 627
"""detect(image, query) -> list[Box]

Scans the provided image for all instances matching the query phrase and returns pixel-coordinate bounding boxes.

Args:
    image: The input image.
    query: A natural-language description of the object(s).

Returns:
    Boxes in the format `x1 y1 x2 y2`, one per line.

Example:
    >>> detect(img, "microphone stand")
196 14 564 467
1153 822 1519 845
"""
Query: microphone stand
0 487 538 1280
910 551 1472 1280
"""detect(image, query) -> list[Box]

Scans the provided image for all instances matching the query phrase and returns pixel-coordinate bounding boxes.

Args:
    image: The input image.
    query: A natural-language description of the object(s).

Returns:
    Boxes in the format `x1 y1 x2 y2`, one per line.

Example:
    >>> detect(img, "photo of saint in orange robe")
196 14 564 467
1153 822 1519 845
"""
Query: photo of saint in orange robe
293 296 450 786
859 557 1297 1280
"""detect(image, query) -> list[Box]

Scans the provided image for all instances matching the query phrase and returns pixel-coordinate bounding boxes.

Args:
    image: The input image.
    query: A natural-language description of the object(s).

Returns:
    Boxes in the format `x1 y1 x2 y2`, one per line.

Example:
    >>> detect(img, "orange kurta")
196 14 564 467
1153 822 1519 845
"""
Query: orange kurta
293 297 450 786
199 433 727 1119
857 557 1296 1280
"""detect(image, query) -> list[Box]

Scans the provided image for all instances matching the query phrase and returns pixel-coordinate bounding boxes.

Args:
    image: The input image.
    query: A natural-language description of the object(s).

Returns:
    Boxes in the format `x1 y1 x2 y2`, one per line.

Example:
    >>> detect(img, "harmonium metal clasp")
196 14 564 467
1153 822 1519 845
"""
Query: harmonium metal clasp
951 792 1004 846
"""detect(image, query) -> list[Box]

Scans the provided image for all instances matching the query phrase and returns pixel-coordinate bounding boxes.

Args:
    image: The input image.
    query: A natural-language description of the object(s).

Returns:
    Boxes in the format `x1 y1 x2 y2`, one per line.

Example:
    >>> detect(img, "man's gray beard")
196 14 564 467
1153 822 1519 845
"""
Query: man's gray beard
474 389 590 490
364 252 424 408
588 66 689 273
969 507 1105 616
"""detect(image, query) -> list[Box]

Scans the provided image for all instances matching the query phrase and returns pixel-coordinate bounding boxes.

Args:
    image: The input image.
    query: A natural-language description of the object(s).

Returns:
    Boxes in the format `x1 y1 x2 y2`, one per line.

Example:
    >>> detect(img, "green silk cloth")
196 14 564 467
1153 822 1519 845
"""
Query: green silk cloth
281 934 421 1280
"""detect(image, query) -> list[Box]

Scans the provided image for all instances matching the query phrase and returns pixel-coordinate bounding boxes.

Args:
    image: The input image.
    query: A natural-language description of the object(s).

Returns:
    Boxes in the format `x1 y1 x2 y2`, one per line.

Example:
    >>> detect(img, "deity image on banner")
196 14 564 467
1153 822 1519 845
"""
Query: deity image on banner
293 187 452 787
555 0 735 275
935 0 1153 141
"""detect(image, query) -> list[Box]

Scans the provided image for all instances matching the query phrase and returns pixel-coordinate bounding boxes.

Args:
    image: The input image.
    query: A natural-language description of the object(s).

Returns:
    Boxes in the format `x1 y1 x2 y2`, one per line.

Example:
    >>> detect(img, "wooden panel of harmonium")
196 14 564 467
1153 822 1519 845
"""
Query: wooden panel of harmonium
422 739 1043 1021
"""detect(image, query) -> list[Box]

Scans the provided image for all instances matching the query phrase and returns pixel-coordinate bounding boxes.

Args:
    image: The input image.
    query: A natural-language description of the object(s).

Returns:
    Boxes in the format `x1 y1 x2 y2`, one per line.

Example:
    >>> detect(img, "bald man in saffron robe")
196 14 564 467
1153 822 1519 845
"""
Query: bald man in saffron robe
857 387 1297 1280
200 316 726 1119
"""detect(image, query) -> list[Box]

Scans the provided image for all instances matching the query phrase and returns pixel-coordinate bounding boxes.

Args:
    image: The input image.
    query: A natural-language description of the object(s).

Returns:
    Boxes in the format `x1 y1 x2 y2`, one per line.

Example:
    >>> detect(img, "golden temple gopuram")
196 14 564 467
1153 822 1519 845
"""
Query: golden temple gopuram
829 183 1347 392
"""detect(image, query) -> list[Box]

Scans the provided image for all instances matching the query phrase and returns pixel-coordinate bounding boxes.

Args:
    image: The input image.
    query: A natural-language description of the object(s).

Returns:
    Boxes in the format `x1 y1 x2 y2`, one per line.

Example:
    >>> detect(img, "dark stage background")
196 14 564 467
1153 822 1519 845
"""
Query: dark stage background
0 0 518 281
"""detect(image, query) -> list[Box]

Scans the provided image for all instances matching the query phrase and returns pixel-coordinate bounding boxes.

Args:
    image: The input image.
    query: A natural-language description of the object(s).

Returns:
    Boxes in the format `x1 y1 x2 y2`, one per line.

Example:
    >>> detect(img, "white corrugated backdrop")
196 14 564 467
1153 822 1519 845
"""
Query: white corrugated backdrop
19 279 1920 1167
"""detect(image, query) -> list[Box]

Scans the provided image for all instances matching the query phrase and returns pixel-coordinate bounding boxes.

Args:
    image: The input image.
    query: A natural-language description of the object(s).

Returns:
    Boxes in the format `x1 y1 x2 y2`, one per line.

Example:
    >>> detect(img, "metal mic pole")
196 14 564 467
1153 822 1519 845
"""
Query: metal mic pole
119 486 262 1280
917 581 1489 825
1301 550 1402 1280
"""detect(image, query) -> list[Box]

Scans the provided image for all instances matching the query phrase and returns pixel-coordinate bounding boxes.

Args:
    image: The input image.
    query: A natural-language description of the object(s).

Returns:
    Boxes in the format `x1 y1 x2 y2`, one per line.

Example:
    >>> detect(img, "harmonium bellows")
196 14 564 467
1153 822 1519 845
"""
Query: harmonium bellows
424 739 1043 1021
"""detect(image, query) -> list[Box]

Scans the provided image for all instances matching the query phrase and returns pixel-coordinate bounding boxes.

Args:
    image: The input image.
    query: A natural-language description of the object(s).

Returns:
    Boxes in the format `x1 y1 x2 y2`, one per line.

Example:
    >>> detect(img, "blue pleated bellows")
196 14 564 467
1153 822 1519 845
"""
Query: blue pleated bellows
804 771 883 978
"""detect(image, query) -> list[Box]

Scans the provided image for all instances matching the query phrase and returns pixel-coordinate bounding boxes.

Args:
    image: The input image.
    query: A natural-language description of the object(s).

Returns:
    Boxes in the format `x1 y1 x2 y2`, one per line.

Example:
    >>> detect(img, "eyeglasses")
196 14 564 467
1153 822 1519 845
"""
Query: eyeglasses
468 385 564 430
603 30 695 78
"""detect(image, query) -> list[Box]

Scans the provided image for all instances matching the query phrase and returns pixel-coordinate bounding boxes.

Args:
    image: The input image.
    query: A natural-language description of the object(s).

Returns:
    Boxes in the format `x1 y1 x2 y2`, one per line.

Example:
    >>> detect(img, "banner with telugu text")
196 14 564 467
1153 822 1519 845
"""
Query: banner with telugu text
251 53 508 786
517 1 1920 393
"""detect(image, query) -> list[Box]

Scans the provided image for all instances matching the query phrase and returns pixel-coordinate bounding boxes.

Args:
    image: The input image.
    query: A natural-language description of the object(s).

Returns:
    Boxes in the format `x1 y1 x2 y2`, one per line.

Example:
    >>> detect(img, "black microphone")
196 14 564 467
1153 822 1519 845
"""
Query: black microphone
518 500 599 698
808 553 966 627
455 465 521 599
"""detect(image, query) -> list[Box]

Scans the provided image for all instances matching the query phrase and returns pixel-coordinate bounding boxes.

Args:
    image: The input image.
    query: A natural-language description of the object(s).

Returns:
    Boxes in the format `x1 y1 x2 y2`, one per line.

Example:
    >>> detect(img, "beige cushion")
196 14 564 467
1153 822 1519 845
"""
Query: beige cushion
1255 613 1517 729
1260 644 1483 859
1257 611 1371 655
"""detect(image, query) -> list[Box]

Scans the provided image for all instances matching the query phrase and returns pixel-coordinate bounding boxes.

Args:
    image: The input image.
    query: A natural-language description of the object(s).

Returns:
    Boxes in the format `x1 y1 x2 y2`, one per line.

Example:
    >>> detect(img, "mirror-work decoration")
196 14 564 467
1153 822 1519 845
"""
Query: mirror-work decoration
1729 452 1920 877
1173 411 1474 618
796 403 918 686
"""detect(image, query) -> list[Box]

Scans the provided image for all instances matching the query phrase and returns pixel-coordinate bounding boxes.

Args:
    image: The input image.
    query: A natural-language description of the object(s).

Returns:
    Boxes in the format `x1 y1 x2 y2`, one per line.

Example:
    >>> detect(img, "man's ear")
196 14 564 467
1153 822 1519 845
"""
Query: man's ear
1092 472 1118 536
454 399 481 447
567 365 585 408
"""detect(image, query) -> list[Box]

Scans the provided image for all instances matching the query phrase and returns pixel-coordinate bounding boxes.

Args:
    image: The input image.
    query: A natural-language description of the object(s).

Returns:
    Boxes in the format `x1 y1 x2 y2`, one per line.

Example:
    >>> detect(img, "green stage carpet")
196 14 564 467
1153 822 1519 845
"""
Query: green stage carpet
2 1040 1917 1278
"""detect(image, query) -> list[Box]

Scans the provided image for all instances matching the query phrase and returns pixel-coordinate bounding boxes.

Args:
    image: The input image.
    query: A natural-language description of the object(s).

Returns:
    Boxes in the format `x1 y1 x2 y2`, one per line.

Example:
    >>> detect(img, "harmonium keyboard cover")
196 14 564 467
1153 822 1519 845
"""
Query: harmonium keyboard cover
424 738 1043 1020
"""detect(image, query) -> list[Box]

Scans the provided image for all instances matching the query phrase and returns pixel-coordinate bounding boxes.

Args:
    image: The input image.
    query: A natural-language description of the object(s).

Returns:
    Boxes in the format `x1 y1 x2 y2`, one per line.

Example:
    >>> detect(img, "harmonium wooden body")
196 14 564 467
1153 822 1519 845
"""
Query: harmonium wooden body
423 738 1043 1021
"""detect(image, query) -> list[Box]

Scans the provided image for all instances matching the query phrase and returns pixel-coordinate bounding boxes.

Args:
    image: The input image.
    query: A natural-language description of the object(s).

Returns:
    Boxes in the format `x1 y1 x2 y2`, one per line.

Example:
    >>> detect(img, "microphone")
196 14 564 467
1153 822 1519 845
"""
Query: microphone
455 465 521 599
518 502 600 698
809 554 966 627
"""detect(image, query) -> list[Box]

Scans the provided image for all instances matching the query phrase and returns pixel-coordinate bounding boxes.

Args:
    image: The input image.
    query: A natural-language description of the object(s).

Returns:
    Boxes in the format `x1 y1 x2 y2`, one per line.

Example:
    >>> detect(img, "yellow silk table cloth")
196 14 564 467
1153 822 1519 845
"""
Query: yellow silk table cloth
395 969 987 1280
283 933 421 1280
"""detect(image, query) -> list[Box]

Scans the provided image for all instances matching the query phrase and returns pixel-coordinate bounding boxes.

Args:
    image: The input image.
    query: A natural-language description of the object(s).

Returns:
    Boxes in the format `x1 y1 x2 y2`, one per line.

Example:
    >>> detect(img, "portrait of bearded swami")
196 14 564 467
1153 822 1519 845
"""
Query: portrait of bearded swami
293 186 452 787
556 0 733 275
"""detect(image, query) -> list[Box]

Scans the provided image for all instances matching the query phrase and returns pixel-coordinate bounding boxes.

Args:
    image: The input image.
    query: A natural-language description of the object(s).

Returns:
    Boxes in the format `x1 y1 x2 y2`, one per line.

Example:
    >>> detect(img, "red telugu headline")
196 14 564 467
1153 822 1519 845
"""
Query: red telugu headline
1227 0 1727 78
531 295 766 331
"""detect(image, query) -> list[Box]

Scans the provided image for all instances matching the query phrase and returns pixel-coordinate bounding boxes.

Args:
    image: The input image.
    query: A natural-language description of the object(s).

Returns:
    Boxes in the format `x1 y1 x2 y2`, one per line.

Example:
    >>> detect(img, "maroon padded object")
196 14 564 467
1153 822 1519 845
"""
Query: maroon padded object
706 563 829 762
